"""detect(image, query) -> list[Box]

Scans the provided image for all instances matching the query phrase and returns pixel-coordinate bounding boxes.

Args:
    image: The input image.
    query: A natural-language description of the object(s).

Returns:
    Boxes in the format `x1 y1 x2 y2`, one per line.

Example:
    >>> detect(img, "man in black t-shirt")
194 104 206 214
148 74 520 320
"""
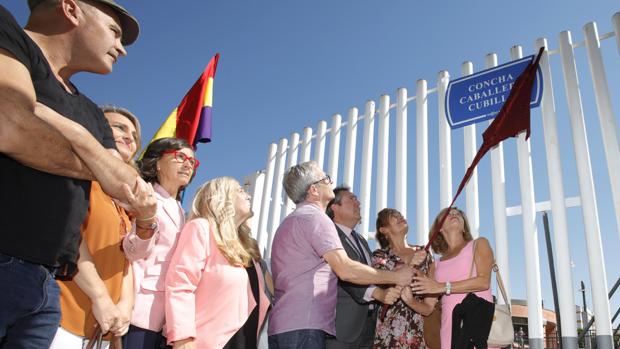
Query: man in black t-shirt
0 1 150 347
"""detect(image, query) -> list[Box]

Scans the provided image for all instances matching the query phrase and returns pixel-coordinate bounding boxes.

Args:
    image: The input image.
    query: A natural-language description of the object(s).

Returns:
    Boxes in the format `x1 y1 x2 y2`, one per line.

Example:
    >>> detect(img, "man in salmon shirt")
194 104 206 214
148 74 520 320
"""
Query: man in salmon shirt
268 161 415 349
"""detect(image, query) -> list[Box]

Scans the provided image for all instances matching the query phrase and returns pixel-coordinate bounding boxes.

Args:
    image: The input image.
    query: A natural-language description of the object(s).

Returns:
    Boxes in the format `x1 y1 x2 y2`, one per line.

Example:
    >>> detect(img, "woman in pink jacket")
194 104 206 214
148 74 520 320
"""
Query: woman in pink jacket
123 137 199 348
165 177 270 349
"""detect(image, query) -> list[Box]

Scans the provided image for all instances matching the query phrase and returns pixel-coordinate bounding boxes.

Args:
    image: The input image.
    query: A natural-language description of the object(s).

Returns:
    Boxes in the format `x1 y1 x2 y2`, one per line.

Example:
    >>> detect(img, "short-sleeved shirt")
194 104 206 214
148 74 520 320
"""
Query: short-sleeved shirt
0 6 116 273
268 202 344 336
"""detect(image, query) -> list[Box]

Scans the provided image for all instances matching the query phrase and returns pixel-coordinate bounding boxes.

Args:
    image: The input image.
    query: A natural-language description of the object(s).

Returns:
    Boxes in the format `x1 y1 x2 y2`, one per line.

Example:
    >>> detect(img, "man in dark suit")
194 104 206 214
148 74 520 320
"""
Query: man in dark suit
325 186 401 349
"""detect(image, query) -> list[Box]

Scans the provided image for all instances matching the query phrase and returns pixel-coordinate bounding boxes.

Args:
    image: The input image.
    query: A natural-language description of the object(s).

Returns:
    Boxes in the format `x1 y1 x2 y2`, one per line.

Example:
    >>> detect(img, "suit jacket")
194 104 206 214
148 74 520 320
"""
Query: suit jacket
123 183 186 331
165 218 270 349
333 224 377 343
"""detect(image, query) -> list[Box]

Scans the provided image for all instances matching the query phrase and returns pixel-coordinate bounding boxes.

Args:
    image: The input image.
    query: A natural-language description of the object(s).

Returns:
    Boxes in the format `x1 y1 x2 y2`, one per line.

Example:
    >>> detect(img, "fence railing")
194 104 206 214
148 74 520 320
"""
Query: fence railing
244 11 620 349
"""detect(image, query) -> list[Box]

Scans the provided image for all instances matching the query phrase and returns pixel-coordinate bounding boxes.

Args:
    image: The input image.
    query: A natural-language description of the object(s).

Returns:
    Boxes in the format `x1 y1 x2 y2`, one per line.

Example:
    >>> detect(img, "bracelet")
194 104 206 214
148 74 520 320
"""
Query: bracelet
445 281 452 295
136 214 157 221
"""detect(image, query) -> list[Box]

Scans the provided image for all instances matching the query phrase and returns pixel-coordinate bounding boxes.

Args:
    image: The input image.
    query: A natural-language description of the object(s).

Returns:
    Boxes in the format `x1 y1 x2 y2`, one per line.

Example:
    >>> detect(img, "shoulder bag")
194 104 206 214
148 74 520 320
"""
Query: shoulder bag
469 239 514 347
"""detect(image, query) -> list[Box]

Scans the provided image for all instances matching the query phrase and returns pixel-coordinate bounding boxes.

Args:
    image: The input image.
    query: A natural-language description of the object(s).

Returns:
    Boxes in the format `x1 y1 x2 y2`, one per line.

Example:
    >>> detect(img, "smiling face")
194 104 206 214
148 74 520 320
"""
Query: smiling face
104 111 137 162
74 0 127 74
156 147 195 191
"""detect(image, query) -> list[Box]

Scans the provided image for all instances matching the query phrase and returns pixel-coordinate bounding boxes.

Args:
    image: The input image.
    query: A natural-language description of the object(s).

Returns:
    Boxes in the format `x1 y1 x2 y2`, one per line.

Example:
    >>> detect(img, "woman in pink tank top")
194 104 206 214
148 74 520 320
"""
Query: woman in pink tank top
411 207 497 349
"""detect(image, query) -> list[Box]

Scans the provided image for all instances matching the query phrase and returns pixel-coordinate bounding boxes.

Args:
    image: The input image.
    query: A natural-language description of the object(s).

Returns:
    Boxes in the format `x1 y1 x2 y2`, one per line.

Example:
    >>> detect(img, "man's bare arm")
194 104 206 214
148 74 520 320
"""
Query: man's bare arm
0 49 92 179
34 102 140 199
323 249 414 286
0 50 140 199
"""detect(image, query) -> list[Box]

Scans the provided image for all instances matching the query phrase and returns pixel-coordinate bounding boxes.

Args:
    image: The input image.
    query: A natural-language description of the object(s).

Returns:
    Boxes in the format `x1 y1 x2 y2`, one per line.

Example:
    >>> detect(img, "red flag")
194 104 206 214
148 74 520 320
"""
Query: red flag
175 53 219 146
425 47 545 251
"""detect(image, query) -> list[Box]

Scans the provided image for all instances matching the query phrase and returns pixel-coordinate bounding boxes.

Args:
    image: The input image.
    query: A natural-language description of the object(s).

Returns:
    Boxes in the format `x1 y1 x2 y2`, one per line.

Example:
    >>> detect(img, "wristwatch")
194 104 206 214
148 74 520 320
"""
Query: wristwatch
445 281 452 295
137 220 158 231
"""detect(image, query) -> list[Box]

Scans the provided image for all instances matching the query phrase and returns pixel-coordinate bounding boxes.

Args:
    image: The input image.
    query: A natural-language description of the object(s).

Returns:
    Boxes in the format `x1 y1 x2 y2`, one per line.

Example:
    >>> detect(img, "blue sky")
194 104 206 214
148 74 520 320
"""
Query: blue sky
6 0 620 327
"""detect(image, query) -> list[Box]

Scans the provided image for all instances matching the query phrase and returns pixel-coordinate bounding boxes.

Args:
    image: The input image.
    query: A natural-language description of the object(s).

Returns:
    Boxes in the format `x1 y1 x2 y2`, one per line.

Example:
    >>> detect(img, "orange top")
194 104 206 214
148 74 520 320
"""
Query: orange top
58 182 131 338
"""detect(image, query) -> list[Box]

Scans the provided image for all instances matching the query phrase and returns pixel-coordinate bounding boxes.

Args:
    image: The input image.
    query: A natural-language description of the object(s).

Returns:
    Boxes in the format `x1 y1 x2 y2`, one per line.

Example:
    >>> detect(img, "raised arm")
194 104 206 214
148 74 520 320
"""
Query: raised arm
323 249 413 286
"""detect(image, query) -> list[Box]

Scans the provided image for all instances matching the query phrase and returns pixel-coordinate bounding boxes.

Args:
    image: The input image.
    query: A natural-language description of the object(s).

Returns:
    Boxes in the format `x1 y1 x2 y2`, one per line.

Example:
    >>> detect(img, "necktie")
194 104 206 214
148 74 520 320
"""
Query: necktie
351 230 369 265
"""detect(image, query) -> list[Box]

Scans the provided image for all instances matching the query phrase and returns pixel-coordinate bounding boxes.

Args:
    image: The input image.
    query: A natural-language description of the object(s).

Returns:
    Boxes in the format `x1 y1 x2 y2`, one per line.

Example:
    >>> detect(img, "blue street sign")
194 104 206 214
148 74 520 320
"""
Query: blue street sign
445 55 543 129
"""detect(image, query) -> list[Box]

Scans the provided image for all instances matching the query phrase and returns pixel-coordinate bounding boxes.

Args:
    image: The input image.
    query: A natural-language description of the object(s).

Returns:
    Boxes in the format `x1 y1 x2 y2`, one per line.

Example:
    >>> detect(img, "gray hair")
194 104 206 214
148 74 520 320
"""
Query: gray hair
283 161 322 204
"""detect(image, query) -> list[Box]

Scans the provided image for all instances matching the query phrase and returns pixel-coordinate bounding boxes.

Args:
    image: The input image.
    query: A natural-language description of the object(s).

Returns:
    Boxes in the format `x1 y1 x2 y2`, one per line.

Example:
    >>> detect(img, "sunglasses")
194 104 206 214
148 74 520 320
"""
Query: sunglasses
163 150 200 169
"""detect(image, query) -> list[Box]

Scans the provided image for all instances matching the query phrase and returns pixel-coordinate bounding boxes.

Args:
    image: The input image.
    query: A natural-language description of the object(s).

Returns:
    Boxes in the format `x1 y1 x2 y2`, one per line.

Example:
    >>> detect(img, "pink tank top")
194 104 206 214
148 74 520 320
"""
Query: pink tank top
434 240 494 349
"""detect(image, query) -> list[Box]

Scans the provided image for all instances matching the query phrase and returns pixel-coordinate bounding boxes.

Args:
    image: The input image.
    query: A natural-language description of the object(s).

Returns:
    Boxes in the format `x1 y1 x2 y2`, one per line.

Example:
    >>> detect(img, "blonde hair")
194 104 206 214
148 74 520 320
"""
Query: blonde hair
428 207 473 255
189 177 261 267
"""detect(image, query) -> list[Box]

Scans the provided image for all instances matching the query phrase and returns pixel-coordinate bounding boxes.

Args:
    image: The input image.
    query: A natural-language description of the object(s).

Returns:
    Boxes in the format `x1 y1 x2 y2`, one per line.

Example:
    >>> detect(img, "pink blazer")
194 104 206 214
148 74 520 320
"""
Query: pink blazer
123 183 185 331
165 218 270 349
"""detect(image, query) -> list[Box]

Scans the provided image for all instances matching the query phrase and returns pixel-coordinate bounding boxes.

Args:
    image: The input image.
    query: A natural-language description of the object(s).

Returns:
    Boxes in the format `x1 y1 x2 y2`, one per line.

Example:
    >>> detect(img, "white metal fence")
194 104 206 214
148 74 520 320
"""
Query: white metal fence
244 12 620 349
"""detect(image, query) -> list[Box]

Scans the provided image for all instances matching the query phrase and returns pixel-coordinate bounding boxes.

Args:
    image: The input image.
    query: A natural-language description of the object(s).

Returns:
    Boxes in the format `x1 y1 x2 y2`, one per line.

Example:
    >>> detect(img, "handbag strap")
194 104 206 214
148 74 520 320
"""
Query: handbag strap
85 327 103 349
493 264 510 310
467 239 511 310
85 326 123 349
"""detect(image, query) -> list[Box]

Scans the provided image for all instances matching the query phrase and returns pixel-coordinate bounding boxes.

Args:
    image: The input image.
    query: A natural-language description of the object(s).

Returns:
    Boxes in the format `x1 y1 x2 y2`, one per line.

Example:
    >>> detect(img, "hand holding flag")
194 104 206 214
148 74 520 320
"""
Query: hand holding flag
425 47 545 251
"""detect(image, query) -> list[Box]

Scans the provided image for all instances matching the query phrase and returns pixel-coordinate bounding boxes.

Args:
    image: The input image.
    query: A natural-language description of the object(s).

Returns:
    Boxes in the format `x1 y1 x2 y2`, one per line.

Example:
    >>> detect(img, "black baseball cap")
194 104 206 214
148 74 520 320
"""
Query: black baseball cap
28 0 139 45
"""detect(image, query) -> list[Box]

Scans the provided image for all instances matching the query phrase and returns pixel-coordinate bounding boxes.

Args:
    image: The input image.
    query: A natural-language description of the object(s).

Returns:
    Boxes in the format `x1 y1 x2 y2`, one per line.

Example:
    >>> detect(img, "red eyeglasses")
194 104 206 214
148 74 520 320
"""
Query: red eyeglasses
162 150 200 169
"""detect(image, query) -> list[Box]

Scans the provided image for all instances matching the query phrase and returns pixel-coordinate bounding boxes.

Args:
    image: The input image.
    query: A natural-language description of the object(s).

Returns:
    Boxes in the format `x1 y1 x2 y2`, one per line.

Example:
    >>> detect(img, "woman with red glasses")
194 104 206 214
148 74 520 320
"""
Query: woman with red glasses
122 137 199 348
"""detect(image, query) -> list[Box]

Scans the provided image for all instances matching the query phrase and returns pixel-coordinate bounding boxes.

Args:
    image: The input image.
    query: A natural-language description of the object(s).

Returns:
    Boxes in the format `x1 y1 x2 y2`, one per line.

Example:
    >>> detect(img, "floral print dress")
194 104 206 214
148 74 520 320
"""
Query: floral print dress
371 246 433 349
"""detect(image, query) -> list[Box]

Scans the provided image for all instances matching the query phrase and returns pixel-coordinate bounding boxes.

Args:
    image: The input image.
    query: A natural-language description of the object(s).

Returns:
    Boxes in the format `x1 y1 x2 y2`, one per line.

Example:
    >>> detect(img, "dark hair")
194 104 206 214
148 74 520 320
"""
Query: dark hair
325 186 351 220
136 137 195 200
375 208 401 249
428 207 473 255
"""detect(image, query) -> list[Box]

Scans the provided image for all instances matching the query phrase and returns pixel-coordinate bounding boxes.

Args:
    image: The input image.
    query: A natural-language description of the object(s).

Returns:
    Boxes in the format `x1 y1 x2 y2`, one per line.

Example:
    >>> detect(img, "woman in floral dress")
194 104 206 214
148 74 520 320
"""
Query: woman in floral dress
371 208 438 349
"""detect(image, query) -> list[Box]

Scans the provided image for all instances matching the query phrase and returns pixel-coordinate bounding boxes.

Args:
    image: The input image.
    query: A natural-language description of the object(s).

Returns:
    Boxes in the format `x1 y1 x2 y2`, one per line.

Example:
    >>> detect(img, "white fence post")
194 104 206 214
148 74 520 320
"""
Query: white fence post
359 100 376 239
376 95 390 215
395 88 408 217
244 171 265 238
559 30 613 348
583 22 620 240
416 80 429 245
613 12 620 54
301 127 312 163
265 138 288 258
343 108 359 188
437 71 452 209
315 120 327 169
460 61 480 238
535 38 579 348
484 53 511 305
257 143 277 254
511 45 545 349
282 132 300 220
328 114 342 184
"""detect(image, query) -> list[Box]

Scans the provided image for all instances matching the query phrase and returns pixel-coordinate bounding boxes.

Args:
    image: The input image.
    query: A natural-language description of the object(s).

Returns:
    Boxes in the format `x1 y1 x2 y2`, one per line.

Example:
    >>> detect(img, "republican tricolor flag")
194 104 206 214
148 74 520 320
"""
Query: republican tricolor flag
149 53 219 147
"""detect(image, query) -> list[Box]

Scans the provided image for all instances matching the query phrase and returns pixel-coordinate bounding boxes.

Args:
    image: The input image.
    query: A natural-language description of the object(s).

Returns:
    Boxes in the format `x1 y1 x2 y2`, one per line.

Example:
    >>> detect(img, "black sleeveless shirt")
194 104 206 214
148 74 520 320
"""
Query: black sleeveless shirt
0 6 116 276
